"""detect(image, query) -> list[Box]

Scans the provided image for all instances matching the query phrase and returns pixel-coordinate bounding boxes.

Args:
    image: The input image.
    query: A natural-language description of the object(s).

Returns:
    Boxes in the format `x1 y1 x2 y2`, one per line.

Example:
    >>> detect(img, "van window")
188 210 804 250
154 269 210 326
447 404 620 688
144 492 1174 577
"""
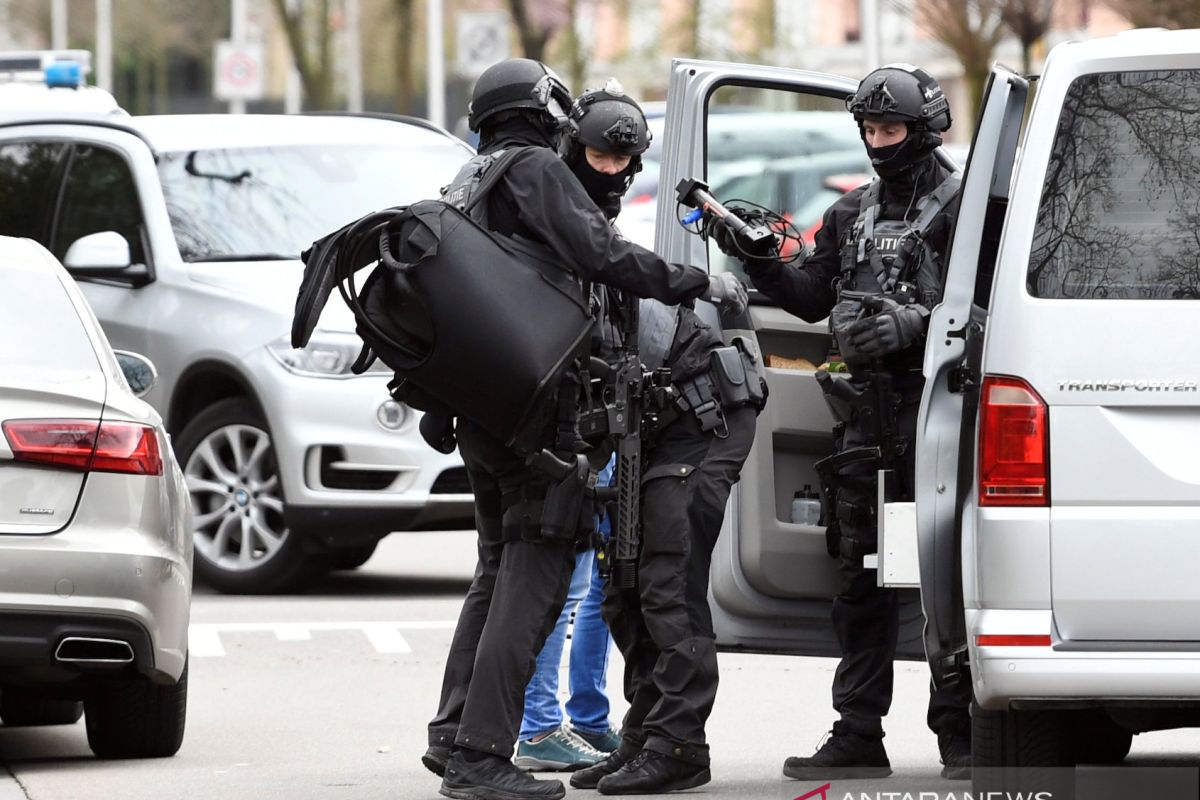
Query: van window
1027 70 1200 300
0 141 66 244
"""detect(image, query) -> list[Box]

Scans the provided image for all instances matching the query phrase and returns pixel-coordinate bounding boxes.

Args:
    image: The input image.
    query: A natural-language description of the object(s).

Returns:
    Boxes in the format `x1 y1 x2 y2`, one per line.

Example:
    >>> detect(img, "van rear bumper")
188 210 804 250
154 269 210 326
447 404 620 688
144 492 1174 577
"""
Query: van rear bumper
969 608 1200 709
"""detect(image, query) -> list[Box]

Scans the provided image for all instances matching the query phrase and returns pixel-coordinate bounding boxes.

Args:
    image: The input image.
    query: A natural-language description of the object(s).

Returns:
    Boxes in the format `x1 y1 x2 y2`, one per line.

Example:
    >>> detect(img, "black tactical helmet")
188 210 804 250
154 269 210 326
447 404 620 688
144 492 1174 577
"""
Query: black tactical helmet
467 58 572 133
846 63 952 134
561 79 652 159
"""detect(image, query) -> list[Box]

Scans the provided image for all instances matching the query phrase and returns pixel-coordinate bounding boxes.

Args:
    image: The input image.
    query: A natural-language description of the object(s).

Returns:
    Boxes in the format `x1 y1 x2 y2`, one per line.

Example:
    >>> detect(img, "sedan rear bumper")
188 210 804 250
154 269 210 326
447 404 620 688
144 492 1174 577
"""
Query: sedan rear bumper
0 527 190 682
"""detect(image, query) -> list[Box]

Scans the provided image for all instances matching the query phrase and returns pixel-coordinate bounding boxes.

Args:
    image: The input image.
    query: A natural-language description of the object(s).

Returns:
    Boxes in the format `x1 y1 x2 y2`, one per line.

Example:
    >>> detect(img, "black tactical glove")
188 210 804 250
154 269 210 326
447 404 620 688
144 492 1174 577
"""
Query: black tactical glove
706 213 778 260
419 412 457 454
844 298 930 358
707 272 749 315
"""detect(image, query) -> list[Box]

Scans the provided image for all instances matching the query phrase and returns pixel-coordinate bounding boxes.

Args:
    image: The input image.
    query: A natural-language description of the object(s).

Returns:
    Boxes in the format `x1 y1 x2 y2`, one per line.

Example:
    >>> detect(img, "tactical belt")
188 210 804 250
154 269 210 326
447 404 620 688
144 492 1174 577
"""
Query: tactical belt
654 370 729 437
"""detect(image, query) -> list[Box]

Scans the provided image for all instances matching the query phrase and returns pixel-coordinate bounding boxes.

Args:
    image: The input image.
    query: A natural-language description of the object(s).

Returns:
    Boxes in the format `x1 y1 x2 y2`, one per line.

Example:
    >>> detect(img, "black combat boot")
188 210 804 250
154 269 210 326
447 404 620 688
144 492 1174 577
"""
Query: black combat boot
570 749 630 789
782 724 892 780
596 750 711 795
423 744 451 777
439 750 566 800
939 736 972 780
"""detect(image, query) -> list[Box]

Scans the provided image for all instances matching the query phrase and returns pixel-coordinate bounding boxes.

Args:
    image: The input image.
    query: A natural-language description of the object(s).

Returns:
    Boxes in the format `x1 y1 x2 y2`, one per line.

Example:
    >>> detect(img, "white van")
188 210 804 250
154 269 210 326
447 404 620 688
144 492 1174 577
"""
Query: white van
654 28 1200 795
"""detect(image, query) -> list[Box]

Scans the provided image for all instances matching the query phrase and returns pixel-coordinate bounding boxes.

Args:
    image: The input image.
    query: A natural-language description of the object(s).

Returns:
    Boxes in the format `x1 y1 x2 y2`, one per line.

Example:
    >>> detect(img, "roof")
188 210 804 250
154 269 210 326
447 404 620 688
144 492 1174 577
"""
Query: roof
0 82 123 116
127 114 466 153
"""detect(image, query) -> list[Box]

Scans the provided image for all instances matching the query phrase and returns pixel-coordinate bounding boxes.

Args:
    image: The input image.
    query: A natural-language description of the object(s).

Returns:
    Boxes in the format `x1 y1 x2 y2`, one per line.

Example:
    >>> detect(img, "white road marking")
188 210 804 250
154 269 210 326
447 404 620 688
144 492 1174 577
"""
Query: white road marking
361 623 412 654
188 621 457 657
188 625 227 657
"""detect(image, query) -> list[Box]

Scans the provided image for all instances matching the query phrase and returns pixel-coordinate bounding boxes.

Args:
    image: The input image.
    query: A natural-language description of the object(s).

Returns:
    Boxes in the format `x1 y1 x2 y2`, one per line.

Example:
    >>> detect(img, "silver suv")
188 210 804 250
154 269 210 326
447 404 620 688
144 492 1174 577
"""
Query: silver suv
0 111 476 593
652 28 1200 794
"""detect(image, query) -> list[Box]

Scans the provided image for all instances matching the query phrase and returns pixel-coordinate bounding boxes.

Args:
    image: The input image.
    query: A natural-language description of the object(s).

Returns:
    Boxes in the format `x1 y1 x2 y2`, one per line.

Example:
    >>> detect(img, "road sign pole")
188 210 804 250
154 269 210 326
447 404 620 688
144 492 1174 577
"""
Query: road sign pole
230 0 247 114
285 0 302 113
427 0 446 129
51 0 67 50
345 0 363 112
96 0 113 92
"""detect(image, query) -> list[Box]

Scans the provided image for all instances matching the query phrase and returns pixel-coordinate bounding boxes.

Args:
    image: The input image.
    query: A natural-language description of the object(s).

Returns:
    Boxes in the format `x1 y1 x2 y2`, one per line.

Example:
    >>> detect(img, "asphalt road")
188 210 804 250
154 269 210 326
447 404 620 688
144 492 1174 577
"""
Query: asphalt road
2 530 1198 800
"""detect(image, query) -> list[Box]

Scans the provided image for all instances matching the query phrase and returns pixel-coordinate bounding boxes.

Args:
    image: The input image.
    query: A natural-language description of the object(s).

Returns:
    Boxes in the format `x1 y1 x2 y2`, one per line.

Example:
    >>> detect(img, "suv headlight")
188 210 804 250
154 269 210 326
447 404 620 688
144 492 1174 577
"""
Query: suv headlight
266 333 389 378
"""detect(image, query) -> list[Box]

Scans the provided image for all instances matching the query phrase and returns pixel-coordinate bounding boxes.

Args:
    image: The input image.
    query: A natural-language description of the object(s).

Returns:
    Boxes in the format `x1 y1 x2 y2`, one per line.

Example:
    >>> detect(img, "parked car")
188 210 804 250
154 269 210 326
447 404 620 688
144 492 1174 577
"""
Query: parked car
0 102 477 594
0 235 190 758
655 28 1200 795
0 49 123 119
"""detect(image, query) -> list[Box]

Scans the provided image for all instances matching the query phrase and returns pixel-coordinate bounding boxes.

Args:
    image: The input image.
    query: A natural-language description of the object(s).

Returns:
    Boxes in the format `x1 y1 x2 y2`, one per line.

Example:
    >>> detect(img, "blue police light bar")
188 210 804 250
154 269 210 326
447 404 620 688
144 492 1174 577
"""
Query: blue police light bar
45 60 82 89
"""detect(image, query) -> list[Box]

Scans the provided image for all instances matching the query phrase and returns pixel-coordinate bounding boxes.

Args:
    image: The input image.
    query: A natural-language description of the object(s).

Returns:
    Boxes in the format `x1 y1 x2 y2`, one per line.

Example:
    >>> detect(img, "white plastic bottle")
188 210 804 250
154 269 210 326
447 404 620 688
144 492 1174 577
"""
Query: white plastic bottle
790 484 822 526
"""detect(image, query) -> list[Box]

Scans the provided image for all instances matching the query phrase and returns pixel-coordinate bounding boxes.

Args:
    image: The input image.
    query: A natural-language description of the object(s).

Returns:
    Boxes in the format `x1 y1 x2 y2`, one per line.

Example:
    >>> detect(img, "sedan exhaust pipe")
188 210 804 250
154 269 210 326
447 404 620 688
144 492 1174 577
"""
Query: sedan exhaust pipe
54 637 135 664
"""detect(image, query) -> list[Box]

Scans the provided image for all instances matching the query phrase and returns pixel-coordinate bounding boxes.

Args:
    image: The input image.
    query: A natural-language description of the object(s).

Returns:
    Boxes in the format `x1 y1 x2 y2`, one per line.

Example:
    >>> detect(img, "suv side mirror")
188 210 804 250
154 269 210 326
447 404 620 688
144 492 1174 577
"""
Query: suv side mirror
113 350 157 398
63 231 132 271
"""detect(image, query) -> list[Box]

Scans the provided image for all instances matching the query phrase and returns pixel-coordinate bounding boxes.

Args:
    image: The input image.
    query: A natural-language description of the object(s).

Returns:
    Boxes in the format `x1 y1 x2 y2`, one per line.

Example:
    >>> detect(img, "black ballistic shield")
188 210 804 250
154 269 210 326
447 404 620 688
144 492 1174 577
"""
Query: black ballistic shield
361 200 594 452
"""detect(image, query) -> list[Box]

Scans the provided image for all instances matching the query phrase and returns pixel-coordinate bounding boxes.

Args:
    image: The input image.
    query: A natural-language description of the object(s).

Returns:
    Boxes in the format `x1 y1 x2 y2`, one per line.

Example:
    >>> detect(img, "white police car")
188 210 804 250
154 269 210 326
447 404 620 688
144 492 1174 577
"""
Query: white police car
0 50 123 117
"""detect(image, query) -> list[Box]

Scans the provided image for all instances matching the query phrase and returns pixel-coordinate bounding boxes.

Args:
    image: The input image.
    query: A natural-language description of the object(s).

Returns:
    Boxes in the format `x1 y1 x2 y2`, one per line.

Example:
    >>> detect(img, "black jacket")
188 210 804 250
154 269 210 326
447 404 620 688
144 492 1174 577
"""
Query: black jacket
744 157 960 324
480 139 710 306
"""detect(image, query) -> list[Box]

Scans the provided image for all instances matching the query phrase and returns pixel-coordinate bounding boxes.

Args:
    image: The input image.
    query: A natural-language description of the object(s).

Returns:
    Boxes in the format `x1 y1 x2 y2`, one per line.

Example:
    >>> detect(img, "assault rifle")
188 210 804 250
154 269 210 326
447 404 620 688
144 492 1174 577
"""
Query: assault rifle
602 290 646 590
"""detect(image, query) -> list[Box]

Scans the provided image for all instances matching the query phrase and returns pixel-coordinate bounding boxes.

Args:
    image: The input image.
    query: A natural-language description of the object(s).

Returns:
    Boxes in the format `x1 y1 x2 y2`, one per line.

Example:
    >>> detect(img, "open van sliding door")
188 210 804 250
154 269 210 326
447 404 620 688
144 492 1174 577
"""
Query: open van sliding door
914 65 1028 686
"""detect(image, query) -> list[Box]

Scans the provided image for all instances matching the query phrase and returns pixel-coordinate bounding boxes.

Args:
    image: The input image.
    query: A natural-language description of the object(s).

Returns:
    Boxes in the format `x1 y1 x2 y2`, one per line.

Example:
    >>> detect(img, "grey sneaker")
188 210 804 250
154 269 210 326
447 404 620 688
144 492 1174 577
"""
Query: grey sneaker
571 725 621 754
515 727 606 772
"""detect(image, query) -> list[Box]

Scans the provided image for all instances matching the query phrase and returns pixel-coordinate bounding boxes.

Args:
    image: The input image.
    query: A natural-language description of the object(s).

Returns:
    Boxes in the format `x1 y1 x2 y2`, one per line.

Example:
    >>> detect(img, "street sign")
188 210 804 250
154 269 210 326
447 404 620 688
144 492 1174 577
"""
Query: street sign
213 39 265 101
455 11 510 78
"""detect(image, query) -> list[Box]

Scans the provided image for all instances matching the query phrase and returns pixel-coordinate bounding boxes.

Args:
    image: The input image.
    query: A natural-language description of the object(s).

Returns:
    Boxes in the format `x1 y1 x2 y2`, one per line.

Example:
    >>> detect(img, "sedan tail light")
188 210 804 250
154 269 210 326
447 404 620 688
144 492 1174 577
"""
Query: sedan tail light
978 376 1049 506
3 420 162 476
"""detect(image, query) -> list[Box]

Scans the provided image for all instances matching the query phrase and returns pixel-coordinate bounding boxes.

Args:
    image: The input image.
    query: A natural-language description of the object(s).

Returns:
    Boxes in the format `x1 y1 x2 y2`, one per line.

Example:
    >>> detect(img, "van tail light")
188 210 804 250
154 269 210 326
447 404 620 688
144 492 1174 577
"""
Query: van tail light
3 420 162 476
978 376 1049 507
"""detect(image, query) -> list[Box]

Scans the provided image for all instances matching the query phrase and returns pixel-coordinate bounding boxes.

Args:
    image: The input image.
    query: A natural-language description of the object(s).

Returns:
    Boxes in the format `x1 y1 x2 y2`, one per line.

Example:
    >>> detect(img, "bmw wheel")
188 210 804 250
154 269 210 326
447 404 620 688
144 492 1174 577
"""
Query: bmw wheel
176 399 321 593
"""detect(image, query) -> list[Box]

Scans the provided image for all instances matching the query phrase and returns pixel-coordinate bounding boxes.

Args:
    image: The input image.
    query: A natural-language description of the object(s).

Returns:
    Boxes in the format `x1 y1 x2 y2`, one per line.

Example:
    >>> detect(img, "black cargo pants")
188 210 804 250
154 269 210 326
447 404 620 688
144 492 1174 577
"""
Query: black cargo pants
829 378 971 743
427 420 576 760
602 405 756 768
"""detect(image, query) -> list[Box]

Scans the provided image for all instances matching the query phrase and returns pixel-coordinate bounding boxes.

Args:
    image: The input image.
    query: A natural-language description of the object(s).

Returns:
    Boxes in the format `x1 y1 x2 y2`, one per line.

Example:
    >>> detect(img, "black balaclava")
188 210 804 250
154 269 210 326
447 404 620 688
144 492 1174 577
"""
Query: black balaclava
865 126 939 183
478 109 557 153
568 150 636 220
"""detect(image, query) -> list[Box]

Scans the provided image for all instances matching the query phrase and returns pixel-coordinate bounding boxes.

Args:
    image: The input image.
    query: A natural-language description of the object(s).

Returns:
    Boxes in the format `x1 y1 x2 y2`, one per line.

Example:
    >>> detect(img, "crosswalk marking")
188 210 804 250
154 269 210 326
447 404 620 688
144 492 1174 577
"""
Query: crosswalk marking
188 621 457 658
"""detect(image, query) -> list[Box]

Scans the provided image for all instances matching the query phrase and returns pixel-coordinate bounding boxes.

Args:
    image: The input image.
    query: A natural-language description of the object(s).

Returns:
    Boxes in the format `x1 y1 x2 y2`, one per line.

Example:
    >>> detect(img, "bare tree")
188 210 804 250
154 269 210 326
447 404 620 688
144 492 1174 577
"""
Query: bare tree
1104 0 1200 28
560 0 587 92
684 0 702 58
999 0 1053 76
896 0 1007 124
393 0 416 114
506 0 569 63
270 0 337 110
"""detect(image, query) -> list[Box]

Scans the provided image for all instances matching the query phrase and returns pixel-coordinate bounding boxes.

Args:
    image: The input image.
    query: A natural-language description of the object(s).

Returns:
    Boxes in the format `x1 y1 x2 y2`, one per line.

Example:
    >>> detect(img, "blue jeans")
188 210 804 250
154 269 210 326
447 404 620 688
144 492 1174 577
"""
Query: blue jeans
519 463 614 740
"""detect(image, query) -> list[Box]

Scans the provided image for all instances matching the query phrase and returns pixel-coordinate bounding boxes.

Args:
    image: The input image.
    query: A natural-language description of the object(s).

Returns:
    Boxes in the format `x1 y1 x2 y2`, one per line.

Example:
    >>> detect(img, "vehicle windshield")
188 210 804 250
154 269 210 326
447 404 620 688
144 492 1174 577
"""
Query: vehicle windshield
156 143 466 263
0 269 98 377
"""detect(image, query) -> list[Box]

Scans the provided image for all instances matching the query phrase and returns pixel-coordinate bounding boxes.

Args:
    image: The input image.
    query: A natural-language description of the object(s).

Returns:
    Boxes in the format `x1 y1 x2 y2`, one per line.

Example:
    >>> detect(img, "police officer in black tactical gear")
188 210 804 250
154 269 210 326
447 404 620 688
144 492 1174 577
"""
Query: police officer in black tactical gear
713 64 973 782
555 82 760 796
423 59 748 800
